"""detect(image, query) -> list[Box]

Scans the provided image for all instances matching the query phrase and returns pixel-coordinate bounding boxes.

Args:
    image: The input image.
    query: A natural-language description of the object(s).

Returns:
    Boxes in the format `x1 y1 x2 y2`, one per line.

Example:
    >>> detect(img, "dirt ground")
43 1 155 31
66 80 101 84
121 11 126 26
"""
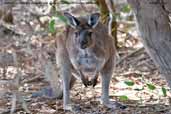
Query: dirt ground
0 38 171 114
0 1 171 113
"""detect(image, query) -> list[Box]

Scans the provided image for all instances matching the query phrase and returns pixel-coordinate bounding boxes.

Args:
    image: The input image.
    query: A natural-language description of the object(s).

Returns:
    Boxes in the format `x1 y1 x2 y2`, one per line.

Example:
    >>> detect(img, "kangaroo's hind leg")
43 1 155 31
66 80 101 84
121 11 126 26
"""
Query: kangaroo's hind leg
100 57 126 110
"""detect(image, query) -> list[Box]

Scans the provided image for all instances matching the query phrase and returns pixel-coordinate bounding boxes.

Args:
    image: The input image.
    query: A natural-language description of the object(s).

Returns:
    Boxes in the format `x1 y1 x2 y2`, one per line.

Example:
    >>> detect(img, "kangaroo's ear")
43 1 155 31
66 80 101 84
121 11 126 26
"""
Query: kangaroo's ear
64 12 79 28
88 13 100 28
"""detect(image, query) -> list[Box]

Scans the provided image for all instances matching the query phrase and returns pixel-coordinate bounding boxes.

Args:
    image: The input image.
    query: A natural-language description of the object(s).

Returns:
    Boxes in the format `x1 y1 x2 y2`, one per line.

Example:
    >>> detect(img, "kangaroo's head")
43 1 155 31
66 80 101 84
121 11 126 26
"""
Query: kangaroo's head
64 12 100 49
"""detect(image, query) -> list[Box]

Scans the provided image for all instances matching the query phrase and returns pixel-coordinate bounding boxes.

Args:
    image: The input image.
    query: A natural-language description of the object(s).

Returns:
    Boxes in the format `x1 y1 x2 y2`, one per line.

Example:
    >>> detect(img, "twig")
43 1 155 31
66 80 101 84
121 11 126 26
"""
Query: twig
0 22 25 36
116 47 145 65
22 75 44 83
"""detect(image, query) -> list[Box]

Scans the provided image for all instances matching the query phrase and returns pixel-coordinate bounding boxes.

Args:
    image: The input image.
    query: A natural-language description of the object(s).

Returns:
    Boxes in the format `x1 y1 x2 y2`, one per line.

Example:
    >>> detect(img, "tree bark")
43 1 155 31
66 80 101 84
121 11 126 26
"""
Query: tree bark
127 0 171 87
95 0 118 48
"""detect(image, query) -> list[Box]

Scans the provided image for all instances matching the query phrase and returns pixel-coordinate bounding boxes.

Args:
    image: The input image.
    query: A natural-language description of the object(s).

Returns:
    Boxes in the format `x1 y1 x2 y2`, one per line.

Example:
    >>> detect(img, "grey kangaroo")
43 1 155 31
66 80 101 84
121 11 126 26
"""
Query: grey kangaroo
56 12 119 111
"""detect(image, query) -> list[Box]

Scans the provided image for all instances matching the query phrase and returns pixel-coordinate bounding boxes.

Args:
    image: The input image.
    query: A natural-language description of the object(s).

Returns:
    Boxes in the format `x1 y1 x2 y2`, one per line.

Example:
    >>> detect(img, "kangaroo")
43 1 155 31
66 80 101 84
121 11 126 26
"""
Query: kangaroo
56 12 119 111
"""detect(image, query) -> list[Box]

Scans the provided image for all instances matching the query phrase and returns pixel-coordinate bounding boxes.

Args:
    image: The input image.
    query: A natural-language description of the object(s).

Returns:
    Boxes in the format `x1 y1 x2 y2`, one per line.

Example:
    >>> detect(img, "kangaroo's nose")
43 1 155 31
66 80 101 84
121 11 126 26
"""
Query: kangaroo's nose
80 40 88 49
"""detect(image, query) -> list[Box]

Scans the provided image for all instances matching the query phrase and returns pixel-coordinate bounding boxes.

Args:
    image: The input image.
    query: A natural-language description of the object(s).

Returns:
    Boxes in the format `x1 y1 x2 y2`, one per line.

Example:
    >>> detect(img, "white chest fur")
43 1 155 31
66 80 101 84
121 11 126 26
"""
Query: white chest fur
70 48 106 76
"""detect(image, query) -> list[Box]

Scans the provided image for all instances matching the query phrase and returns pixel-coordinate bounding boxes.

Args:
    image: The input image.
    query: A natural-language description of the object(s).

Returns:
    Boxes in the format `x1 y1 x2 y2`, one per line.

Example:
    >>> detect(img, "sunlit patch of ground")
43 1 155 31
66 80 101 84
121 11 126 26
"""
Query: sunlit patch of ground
1 46 171 114
1 24 171 114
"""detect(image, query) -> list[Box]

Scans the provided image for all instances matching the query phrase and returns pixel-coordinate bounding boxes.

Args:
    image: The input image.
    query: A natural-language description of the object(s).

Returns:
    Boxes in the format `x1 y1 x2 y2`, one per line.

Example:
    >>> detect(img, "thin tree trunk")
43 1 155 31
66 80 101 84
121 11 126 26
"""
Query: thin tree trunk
95 0 118 48
127 0 171 87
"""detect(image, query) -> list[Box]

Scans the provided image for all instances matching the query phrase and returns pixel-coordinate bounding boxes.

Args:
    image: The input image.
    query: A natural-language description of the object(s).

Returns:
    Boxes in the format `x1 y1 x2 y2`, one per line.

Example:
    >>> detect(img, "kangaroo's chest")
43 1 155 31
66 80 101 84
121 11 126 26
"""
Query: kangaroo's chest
69 48 106 76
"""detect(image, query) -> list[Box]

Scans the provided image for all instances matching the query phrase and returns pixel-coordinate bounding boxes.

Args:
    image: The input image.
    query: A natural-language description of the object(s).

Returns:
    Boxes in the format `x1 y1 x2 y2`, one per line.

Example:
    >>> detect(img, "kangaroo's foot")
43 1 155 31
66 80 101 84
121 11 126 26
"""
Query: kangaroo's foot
63 104 81 113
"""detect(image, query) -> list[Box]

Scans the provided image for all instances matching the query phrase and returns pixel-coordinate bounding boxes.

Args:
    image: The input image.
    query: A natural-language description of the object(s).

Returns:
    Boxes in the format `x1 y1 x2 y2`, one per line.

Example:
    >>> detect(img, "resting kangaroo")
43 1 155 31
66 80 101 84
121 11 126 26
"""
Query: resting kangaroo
56 12 119 111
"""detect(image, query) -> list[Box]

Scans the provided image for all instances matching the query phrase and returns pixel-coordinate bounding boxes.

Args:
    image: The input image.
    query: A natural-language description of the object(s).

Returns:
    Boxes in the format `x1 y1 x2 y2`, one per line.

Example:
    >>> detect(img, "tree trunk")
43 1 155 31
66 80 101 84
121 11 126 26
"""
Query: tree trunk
95 0 118 48
127 0 171 87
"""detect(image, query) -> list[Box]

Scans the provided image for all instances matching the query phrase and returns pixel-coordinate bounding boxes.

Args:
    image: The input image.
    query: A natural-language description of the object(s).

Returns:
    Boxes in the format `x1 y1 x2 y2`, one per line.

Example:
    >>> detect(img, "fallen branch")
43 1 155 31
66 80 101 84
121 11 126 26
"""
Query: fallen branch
116 47 145 65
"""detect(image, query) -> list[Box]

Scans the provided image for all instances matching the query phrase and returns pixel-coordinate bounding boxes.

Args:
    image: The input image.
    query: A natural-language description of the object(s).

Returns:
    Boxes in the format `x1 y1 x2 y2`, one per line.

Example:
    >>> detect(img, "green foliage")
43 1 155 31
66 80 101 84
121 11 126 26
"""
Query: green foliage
146 83 156 90
60 0 70 4
162 87 167 97
134 87 144 91
48 10 67 34
56 13 67 24
119 95 129 101
48 19 55 33
121 4 131 13
124 81 134 86
113 13 121 20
